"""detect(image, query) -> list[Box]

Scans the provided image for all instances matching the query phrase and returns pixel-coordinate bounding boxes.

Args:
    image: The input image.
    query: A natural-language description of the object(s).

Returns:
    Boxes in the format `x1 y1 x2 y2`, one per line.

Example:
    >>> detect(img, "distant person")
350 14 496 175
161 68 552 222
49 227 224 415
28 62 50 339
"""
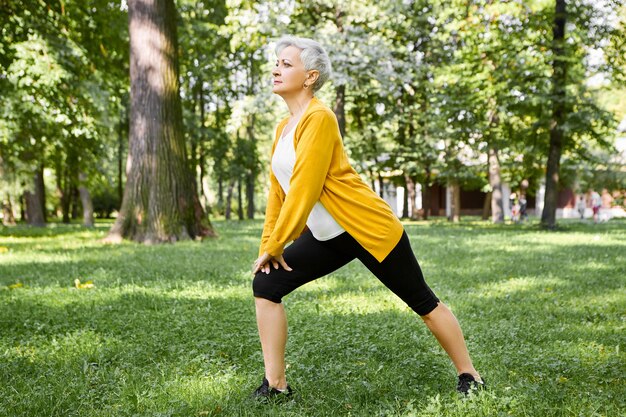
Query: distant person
577 196 586 220
519 195 528 221
591 191 602 223
250 35 484 401
509 193 519 222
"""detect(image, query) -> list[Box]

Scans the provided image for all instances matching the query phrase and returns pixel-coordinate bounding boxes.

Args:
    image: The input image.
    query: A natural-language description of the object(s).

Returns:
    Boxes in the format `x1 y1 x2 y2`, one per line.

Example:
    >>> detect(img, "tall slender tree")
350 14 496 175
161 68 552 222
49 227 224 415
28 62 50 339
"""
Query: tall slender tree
541 0 567 229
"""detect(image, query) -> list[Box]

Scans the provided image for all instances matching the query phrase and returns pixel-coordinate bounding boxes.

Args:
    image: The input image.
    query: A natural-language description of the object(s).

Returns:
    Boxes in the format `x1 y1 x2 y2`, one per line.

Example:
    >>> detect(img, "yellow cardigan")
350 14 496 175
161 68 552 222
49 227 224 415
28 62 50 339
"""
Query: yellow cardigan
259 97 404 263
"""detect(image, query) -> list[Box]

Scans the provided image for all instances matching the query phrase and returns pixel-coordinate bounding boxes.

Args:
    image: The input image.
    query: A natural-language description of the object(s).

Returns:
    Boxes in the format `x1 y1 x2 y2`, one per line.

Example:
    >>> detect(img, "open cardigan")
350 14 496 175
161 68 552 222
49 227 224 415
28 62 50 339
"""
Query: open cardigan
259 97 403 263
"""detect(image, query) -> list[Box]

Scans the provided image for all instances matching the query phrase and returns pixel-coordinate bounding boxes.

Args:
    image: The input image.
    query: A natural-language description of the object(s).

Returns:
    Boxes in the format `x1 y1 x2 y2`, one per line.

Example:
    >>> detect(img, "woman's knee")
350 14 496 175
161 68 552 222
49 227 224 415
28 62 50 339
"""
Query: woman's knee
252 273 282 304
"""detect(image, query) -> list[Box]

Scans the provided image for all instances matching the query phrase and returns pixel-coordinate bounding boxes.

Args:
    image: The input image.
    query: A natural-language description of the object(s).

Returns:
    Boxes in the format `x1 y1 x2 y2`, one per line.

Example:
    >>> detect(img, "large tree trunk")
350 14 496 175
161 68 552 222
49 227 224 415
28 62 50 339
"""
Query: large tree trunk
107 0 214 243
488 147 504 223
2 194 16 225
541 0 567 229
78 172 94 227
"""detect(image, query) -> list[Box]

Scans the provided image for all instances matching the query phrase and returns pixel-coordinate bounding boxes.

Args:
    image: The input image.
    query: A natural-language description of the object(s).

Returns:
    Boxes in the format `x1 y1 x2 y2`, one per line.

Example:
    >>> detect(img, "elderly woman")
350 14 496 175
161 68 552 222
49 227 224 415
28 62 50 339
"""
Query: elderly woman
251 35 484 400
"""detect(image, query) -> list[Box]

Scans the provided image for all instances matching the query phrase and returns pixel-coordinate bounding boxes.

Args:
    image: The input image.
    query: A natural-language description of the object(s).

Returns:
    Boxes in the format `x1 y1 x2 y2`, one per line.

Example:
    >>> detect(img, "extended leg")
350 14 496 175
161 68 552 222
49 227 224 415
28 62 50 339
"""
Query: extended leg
421 302 480 380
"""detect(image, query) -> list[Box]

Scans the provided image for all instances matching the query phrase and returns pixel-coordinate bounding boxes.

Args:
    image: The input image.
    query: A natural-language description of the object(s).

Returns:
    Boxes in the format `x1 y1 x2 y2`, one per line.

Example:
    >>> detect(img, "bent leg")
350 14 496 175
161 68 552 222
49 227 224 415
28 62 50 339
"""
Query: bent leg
252 231 355 388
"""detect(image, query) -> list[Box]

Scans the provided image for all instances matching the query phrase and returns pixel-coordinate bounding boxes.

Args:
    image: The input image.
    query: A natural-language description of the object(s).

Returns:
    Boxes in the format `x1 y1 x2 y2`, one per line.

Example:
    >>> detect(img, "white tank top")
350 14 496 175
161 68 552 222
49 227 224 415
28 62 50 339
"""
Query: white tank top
271 123 345 241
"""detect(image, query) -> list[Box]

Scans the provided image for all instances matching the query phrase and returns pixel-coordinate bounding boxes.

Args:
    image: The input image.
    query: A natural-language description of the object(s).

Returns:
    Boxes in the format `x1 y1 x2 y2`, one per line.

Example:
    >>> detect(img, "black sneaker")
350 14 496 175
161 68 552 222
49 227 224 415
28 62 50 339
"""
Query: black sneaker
457 373 485 395
251 377 293 401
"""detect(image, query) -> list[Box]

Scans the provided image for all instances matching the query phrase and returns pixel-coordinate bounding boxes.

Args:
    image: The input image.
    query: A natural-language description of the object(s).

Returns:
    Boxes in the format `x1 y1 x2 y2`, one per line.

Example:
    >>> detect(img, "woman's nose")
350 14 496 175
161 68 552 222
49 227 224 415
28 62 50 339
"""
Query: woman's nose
272 67 280 77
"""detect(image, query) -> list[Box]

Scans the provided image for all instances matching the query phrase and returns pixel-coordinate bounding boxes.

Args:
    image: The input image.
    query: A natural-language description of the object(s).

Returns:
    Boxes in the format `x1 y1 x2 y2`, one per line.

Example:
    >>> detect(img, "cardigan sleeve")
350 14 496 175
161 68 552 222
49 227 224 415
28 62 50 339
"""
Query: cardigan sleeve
259 167 285 256
263 110 338 257
258 122 286 256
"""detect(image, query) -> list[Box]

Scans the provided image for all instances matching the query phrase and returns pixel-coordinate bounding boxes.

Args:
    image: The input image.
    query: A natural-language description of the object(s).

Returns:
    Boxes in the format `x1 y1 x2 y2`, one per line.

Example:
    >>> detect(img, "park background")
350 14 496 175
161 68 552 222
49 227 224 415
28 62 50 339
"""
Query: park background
1 0 625 416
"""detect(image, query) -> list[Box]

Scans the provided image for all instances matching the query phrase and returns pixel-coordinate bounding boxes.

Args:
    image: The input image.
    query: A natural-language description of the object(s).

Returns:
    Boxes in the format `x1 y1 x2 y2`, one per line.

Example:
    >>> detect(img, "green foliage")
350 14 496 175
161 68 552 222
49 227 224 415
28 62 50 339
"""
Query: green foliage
1 0 624 221
0 219 624 415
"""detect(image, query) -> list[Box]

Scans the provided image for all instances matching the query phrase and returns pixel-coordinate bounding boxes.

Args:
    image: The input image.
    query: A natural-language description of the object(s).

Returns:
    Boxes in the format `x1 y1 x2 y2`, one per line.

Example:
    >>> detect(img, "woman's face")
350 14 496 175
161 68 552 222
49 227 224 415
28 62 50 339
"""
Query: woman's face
272 46 308 96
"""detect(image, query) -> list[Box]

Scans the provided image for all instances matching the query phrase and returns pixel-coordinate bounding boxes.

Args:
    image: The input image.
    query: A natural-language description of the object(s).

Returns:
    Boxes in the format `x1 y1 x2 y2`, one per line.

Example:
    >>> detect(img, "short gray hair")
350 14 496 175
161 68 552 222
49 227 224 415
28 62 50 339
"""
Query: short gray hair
275 35 332 93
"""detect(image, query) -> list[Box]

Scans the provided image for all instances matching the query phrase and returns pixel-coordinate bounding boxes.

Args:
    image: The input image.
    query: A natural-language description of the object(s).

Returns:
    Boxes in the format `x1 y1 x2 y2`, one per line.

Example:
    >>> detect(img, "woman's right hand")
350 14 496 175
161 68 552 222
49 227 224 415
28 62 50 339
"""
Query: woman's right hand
252 251 292 275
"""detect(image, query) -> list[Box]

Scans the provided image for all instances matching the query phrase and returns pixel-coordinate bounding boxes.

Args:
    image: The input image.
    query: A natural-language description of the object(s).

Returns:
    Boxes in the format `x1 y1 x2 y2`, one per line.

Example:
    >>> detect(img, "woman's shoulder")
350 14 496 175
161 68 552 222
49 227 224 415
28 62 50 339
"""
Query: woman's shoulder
301 98 338 124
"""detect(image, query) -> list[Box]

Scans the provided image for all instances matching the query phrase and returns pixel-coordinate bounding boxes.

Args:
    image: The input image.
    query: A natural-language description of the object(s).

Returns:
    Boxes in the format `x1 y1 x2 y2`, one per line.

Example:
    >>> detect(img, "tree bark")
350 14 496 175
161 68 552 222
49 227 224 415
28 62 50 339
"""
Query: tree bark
421 166 432 220
245 116 256 220
405 174 418 220
2 194 16 225
118 105 127 206
333 8 346 138
541 0 567 229
34 163 46 223
107 0 215 243
225 180 234 220
449 182 461 223
488 147 504 223
402 175 409 219
24 171 45 226
78 172 94 227
237 177 244 220
334 84 346 138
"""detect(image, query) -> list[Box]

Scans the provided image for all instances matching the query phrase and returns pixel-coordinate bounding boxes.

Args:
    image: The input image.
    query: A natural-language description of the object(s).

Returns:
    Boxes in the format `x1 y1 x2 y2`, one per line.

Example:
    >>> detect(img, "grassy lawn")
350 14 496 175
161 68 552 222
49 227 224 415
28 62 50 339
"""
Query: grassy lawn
0 218 624 417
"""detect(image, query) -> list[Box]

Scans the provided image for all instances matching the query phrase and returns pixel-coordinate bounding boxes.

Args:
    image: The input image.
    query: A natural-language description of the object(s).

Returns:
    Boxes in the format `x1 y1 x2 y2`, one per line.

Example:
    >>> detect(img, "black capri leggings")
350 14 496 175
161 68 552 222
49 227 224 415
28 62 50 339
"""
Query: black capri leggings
253 230 439 316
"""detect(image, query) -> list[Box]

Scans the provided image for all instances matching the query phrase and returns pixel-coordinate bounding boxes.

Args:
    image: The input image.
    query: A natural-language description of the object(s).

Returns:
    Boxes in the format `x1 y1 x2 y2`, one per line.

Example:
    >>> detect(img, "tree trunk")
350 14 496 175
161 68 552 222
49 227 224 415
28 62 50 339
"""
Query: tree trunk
237 177 244 220
225 180 234 220
118 105 126 206
71 185 80 220
78 172 94 227
449 182 461 223
217 175 224 214
482 191 492 220
488 147 504 223
24 172 45 226
333 9 346 139
402 175 409 219
378 172 384 198
198 78 208 210
541 0 567 229
2 194 16 225
405 174 418 220
245 116 256 220
246 172 255 219
334 84 346 138
421 167 432 220
107 0 215 243
34 163 46 223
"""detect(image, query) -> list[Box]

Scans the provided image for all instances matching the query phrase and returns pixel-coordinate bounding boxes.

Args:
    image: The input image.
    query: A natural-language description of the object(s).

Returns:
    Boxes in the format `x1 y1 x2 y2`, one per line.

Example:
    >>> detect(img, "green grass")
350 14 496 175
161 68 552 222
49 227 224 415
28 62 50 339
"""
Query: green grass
1 218 624 417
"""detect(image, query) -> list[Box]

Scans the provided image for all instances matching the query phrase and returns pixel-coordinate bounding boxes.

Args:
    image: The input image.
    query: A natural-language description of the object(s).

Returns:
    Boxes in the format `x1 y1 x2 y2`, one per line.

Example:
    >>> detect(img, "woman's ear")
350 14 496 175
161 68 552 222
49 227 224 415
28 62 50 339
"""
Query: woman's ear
306 70 320 85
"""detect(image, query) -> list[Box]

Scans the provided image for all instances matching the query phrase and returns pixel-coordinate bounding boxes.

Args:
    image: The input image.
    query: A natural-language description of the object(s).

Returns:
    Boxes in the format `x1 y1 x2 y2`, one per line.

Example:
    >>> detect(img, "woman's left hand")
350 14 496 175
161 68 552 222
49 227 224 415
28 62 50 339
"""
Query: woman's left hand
252 252 292 275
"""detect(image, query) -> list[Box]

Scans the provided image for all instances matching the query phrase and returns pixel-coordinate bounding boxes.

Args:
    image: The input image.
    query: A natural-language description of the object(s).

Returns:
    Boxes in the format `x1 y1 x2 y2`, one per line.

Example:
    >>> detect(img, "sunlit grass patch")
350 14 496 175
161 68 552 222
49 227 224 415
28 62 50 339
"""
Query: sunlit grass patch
1 218 624 416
